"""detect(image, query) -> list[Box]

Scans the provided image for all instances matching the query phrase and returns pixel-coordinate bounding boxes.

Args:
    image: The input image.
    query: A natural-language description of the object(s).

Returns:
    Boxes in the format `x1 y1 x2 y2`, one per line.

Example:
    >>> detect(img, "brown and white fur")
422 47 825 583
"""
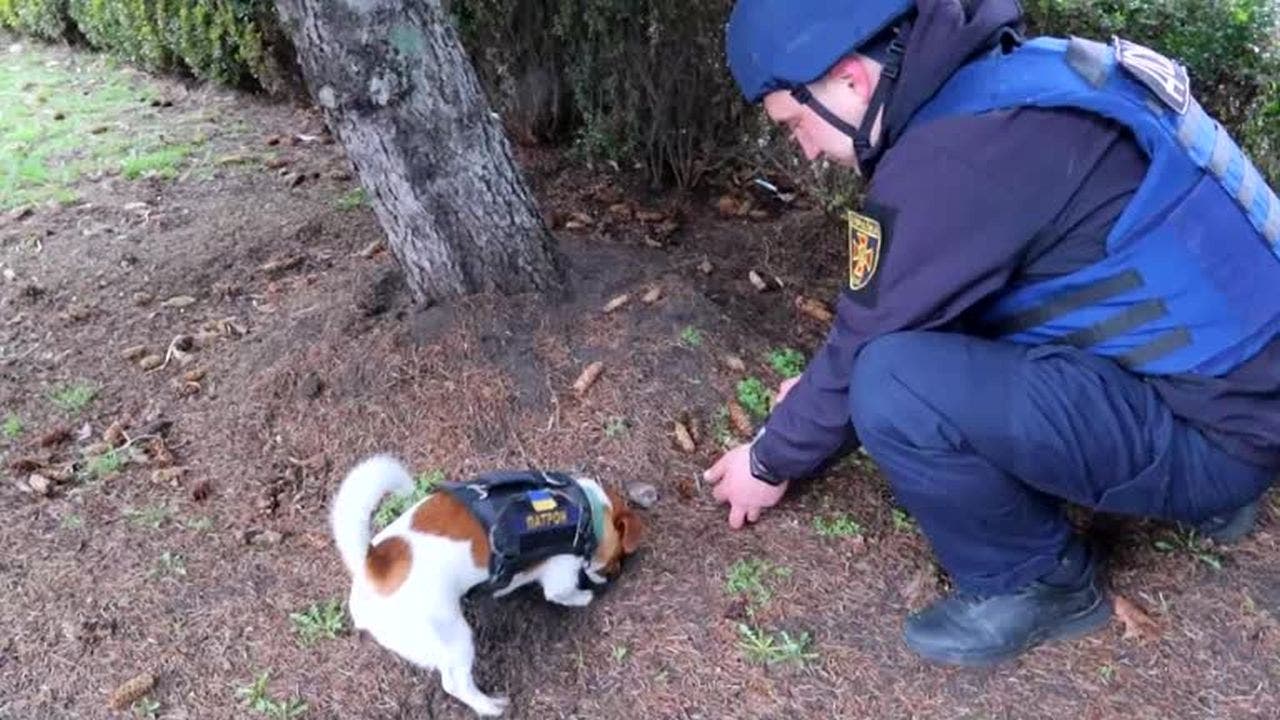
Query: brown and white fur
331 455 645 716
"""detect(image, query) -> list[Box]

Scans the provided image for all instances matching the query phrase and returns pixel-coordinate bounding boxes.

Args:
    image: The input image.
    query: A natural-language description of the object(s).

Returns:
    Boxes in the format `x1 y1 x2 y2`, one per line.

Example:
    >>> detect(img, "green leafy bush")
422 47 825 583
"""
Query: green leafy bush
455 0 745 188
3 0 298 95
453 0 1280 191
1024 0 1280 183
1 0 75 40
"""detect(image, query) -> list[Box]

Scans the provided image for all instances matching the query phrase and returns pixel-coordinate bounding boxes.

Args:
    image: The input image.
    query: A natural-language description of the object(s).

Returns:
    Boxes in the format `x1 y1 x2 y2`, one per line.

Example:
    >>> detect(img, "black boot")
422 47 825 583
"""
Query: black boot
903 548 1111 666
1191 500 1260 545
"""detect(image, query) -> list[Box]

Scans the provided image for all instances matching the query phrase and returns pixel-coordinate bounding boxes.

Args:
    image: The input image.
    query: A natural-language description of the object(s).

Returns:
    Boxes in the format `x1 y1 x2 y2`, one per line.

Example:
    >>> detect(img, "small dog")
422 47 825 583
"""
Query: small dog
330 455 646 716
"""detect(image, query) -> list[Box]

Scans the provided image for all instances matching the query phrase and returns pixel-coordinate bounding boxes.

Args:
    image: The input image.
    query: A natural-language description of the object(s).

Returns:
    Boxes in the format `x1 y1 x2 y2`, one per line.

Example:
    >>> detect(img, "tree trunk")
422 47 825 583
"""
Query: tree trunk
274 0 562 304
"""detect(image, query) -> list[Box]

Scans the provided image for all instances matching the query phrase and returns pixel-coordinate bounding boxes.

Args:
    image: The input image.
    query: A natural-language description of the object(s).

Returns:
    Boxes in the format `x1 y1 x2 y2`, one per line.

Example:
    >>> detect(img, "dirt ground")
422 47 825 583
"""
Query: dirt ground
2 37 1279 720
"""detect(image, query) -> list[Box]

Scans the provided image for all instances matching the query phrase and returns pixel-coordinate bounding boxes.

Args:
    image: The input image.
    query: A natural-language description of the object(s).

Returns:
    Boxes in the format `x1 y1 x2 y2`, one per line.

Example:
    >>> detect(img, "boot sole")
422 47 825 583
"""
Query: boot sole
905 591 1114 668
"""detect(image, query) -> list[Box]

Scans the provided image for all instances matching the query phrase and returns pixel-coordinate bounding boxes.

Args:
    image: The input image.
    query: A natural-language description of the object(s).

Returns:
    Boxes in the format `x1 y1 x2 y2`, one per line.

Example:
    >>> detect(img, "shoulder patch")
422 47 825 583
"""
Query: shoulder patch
844 203 895 308
847 211 882 291
1113 37 1191 115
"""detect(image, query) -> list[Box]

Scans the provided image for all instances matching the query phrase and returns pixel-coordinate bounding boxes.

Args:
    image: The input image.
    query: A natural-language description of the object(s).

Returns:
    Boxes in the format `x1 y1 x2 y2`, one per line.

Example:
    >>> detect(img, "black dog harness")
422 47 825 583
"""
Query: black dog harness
439 470 605 592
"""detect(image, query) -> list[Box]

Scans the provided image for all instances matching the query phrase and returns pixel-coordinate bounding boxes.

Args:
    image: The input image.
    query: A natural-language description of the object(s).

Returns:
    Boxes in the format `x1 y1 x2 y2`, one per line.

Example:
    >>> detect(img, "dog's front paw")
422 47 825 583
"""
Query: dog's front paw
552 589 594 607
471 694 509 717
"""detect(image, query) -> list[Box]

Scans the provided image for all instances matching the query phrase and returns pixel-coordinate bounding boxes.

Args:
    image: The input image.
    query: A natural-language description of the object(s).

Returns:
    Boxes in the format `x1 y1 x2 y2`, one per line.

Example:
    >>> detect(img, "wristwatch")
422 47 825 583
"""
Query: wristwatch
748 429 787 486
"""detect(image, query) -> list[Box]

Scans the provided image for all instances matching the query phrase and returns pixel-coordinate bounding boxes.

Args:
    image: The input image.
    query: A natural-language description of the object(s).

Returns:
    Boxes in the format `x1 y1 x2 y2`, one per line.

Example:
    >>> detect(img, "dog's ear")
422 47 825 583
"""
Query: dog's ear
614 508 647 554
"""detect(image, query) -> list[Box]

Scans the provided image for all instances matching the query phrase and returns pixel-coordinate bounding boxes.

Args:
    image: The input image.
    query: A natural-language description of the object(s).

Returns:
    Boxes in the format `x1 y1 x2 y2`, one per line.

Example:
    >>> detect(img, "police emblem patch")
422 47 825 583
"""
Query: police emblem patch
1113 37 1191 115
847 211 882 291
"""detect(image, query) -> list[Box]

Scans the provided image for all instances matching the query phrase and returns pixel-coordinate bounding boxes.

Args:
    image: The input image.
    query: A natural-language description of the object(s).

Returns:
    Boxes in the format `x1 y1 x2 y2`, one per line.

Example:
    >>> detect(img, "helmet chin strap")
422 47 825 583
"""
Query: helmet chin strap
789 30 906 175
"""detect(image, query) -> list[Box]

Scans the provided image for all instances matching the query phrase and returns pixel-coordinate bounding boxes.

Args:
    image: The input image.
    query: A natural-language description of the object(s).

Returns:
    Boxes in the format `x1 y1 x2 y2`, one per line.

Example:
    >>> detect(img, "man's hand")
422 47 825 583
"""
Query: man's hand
704 444 788 529
775 376 801 405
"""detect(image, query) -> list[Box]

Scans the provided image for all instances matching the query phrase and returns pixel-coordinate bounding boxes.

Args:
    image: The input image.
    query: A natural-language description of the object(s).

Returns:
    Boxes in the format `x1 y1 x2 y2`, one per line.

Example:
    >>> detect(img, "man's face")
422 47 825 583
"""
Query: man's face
761 57 879 170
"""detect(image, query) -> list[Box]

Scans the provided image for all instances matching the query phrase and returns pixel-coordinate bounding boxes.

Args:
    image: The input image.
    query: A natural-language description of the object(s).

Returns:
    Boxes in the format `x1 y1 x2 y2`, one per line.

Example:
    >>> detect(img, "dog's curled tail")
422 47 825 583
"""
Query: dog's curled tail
330 454 415 577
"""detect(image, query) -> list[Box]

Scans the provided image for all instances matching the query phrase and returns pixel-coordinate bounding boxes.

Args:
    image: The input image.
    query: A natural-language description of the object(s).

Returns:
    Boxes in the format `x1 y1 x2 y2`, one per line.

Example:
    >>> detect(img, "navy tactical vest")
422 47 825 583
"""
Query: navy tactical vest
439 470 603 591
907 35 1280 376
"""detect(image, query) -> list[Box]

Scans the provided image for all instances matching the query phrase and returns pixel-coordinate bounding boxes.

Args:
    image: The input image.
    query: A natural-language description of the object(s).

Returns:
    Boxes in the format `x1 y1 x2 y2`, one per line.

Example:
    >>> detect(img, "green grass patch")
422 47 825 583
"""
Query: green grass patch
373 469 444 529
736 623 818 666
0 47 220 210
121 144 194 180
235 671 307 720
335 187 368 211
710 406 734 449
126 504 171 529
1154 528 1224 570
289 599 346 647
150 551 187 579
736 377 770 419
86 448 125 479
49 382 97 414
766 347 806 378
812 512 862 539
679 325 703 347
187 516 215 532
133 697 161 719
2 414 23 439
603 416 628 438
891 508 917 533
725 557 791 610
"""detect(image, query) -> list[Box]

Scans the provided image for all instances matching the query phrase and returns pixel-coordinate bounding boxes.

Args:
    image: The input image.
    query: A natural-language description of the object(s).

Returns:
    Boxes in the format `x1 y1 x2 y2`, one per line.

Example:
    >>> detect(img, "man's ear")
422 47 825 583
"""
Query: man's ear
827 55 874 102
614 509 647 554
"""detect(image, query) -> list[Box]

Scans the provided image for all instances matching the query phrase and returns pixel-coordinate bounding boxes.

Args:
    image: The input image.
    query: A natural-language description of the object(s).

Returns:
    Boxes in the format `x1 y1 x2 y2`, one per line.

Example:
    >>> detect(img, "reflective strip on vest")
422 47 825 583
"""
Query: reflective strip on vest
1266 191 1280 245
1176 103 1280 253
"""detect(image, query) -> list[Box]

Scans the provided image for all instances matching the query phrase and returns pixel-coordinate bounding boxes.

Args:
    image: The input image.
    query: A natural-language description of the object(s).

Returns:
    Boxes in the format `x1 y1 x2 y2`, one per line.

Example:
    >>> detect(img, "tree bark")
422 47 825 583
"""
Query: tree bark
274 0 562 304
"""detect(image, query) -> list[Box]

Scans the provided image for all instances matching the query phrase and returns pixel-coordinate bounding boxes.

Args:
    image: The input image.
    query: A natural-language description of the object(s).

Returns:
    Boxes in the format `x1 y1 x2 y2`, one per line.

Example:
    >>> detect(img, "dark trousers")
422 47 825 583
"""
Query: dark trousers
849 332 1274 595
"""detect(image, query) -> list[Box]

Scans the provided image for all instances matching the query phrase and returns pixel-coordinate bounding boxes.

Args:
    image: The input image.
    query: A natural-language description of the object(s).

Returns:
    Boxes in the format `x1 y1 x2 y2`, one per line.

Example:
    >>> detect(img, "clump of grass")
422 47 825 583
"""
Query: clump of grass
813 513 862 539
335 187 368 211
125 504 170 529
2 414 23 439
725 557 791 610
891 508 917 533
710 407 734 449
289 599 346 647
766 347 806 378
87 448 125 479
235 671 307 719
121 144 193 180
603 417 628 438
186 516 214 532
150 551 187 579
49 382 97 414
1154 529 1224 570
679 325 703 347
736 624 818 666
373 469 444 529
736 377 770 419
133 696 161 719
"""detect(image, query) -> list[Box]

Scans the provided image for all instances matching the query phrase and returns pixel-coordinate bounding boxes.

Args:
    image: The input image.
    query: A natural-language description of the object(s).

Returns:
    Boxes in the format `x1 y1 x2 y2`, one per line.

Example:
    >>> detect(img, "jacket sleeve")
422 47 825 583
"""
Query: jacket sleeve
751 110 1112 480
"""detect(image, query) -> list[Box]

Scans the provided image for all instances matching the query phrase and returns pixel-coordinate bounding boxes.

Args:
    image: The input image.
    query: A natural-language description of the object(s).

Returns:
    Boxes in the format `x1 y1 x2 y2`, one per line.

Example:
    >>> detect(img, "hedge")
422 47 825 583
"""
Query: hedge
3 0 1277 190
453 0 1280 189
0 0 301 95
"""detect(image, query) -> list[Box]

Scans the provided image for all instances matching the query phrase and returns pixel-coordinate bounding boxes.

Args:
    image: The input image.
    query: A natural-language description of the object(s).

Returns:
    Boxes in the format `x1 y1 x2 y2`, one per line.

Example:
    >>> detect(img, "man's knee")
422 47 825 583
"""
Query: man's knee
848 331 937 434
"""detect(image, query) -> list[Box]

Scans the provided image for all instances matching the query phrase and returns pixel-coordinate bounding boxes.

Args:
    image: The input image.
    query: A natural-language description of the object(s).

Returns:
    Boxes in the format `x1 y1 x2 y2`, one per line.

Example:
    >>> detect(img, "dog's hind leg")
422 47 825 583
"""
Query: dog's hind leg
429 609 509 717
